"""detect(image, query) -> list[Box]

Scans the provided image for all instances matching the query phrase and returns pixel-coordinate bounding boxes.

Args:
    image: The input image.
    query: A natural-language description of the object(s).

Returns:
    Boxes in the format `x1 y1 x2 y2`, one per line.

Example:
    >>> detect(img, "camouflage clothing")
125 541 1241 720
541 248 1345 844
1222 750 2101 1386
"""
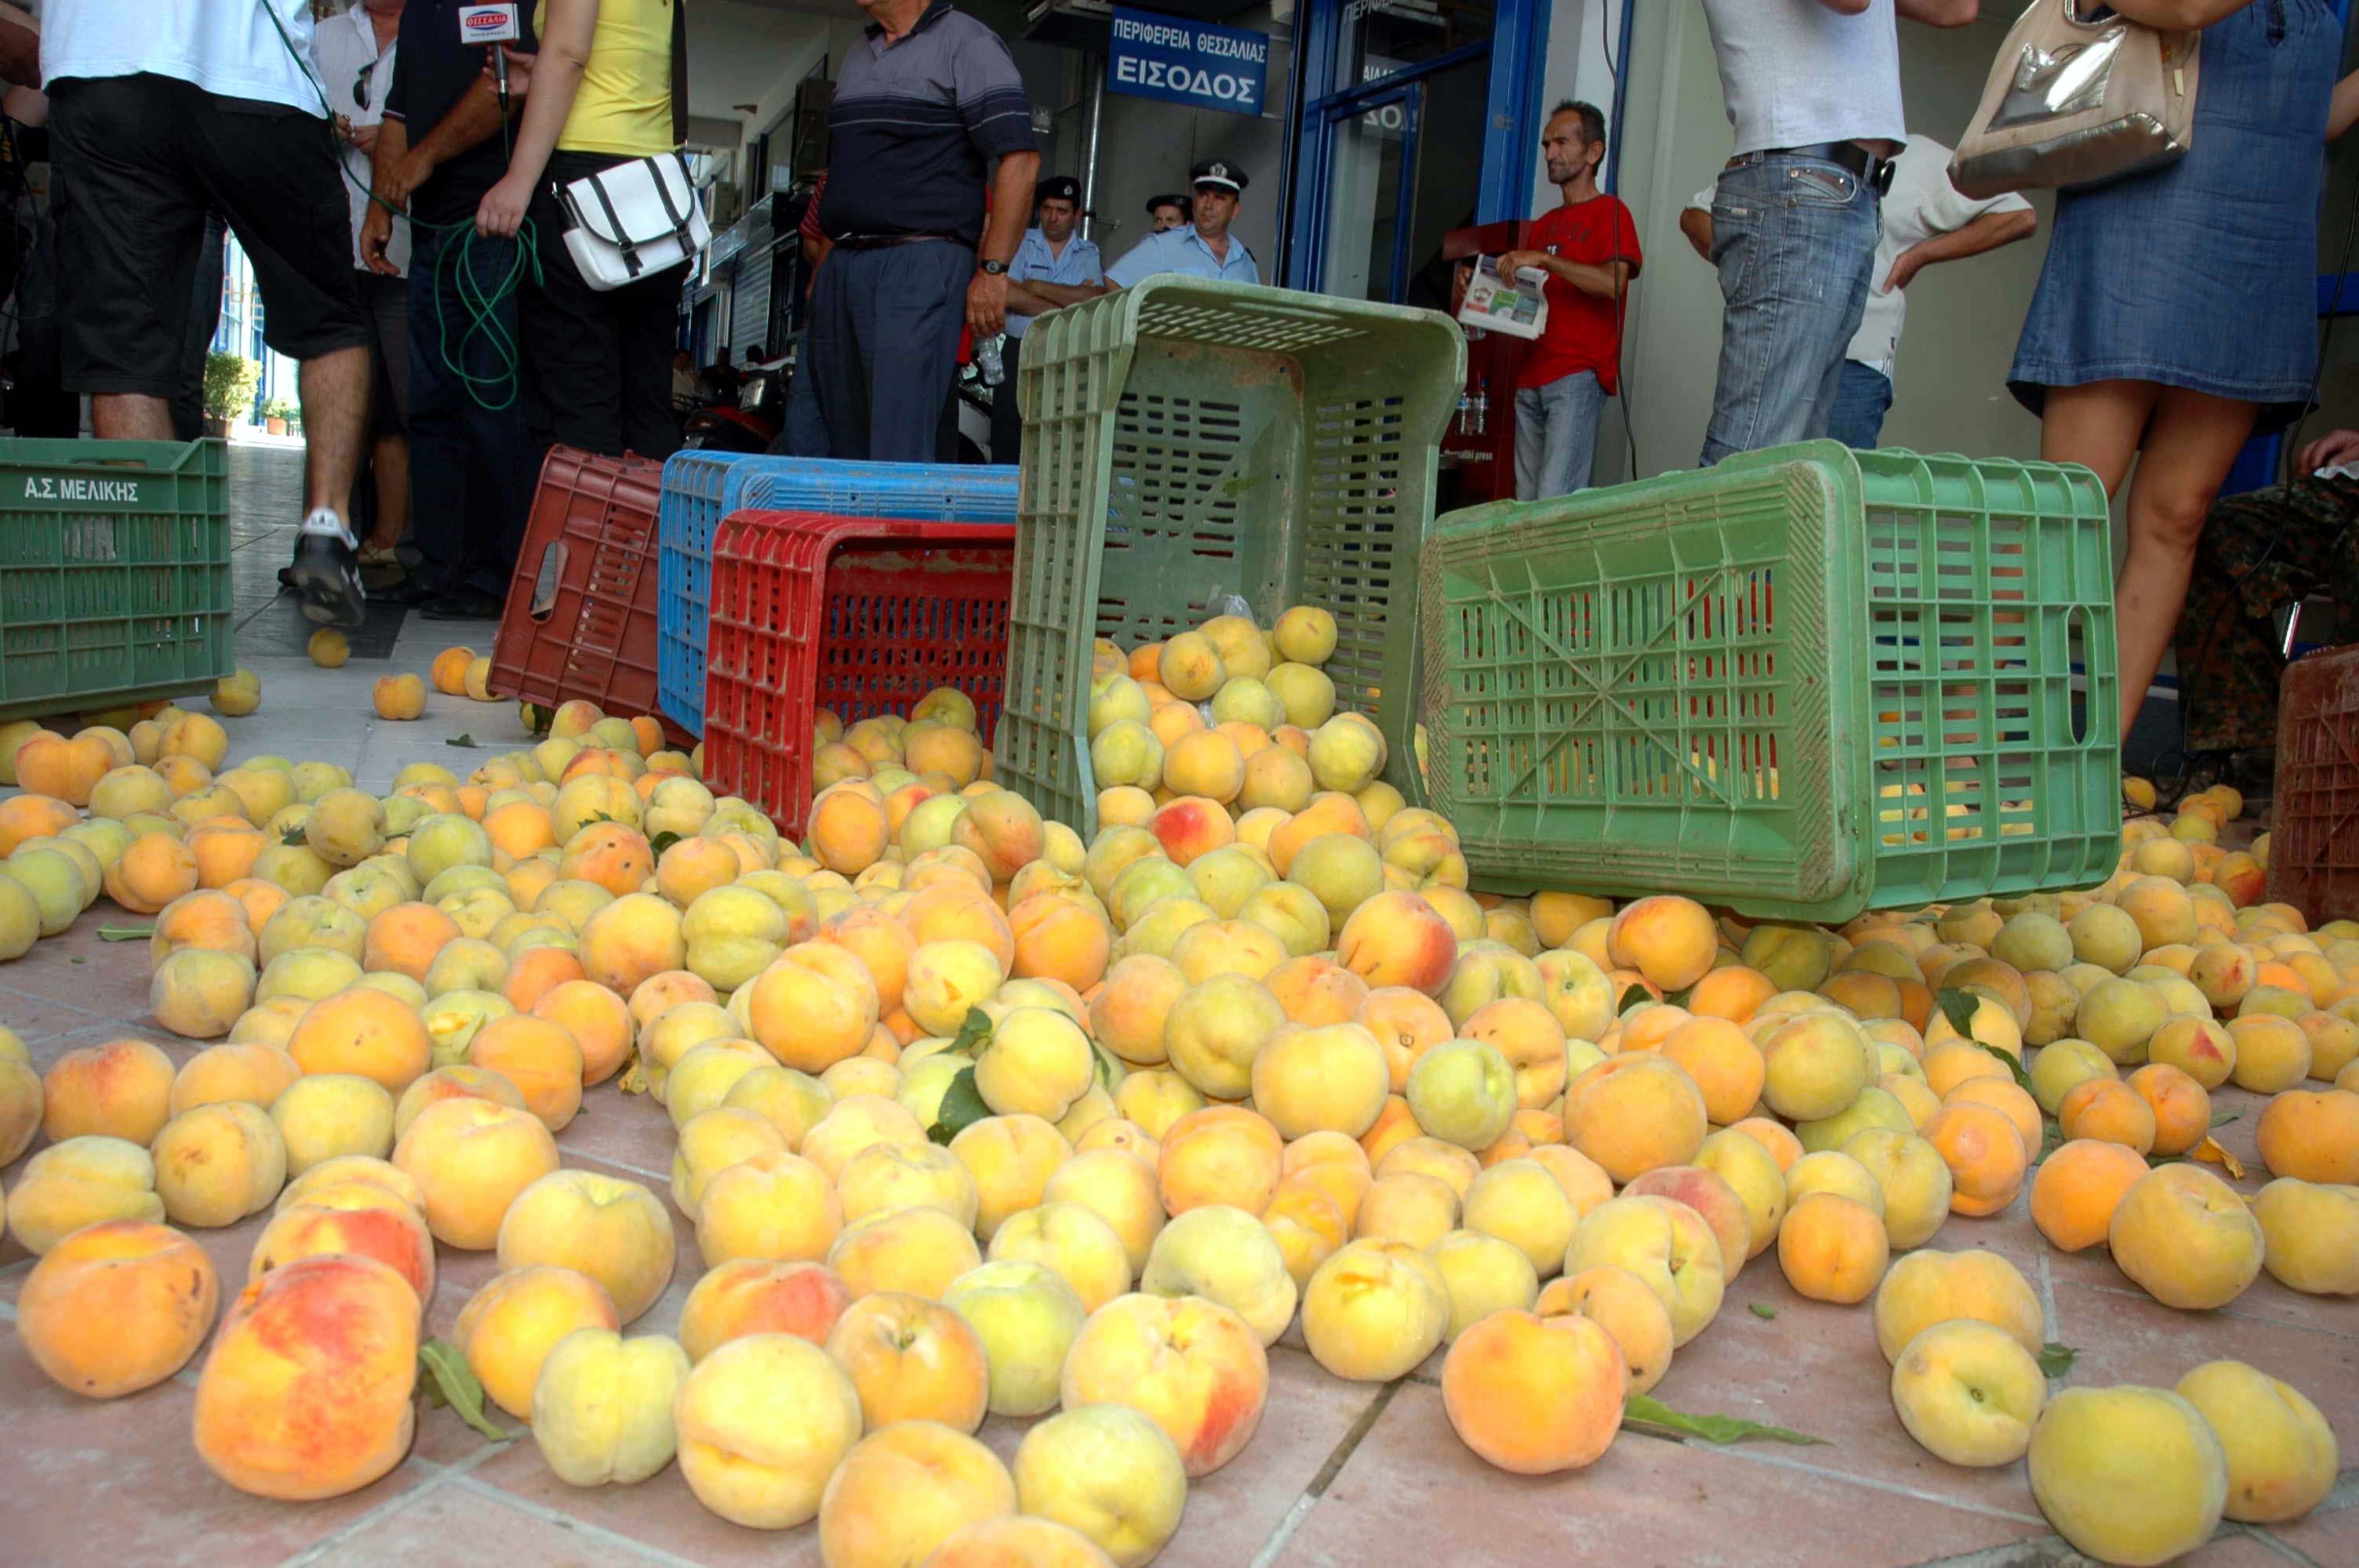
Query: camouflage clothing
2175 472 2359 751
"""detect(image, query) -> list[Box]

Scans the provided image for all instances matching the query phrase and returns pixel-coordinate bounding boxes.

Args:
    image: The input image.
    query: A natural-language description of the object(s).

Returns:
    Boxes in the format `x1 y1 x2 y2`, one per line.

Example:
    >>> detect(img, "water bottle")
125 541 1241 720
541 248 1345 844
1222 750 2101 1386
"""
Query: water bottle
1469 376 1488 438
976 332 1005 388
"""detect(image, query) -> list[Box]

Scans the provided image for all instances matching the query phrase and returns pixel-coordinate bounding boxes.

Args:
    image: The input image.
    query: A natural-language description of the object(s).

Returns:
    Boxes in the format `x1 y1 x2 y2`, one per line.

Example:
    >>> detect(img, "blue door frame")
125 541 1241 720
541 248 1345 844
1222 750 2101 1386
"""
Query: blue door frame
1283 0 1554 293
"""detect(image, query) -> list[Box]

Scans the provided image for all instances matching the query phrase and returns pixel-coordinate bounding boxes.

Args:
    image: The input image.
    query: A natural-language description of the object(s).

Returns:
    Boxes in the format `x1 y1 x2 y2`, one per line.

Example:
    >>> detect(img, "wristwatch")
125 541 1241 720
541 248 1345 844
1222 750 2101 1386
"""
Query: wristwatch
979 259 1009 276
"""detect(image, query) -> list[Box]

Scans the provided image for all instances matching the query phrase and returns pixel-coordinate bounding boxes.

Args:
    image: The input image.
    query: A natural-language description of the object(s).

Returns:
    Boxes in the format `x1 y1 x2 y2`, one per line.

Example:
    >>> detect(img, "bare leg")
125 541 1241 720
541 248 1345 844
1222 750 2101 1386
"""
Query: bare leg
2037 379 2157 497
365 431 410 552
2112 387 2259 742
298 345 369 523
90 394 176 441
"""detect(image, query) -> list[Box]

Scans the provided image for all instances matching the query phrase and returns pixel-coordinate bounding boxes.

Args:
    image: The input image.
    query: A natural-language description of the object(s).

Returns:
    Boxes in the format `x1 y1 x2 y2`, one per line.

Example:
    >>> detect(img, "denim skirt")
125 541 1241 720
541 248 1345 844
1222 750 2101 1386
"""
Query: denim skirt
2008 0 2338 432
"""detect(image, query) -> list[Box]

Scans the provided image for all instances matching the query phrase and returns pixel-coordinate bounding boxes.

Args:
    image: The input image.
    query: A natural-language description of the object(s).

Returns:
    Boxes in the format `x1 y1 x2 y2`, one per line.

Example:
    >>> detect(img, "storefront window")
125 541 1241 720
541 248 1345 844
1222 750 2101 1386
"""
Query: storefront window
1337 0 1493 85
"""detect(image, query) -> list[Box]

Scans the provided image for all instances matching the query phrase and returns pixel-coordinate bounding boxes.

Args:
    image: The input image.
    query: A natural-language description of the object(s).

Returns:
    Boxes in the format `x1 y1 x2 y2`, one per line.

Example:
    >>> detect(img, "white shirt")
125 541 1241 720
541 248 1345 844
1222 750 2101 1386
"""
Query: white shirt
41 0 326 117
1688 136 2031 377
312 5 409 276
1698 0 1905 158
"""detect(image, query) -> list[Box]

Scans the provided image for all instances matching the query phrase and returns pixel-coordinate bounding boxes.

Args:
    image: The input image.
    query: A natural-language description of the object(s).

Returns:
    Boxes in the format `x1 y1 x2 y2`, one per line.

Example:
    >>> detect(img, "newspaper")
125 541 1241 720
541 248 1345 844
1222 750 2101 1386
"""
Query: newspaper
1456 254 1548 339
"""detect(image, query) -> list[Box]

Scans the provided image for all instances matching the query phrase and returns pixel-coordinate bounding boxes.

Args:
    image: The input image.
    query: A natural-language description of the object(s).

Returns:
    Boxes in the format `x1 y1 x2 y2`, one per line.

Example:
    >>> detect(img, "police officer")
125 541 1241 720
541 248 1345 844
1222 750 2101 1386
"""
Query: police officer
1106 159 1259 287
995 174 1103 460
1143 192 1191 233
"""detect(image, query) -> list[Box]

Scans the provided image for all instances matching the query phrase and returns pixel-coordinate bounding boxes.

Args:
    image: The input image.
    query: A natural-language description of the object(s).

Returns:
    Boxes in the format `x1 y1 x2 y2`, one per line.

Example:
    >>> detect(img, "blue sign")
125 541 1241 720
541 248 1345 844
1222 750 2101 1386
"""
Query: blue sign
1107 7 1269 118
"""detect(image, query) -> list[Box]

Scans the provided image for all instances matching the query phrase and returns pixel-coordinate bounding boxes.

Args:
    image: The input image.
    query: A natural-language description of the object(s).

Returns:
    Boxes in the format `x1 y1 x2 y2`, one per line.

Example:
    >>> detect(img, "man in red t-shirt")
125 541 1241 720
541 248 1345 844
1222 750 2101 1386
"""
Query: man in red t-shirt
1498 101 1641 499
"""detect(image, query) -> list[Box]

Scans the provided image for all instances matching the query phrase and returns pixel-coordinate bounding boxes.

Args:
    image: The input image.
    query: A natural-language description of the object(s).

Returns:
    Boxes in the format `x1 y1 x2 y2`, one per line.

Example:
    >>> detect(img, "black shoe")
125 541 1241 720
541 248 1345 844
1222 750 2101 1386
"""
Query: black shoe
369 579 442 608
423 589 503 620
287 510 365 626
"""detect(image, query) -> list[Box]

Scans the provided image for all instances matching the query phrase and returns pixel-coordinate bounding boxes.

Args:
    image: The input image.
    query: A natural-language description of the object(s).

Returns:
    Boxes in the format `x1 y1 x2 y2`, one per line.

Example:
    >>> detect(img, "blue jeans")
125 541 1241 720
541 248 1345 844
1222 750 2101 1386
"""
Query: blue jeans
1514 370 1603 500
783 326 830 457
406 223 531 598
810 242 971 463
1828 360 1893 450
1699 154 1881 466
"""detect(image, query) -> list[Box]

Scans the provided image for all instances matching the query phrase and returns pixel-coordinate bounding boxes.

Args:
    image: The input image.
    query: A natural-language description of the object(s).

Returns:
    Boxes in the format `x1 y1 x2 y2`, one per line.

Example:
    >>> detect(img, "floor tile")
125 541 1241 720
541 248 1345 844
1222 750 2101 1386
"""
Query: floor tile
2049 1279 2359 1416
2265 1489 2359 1566
472 1427 827 1567
299 1472 693 1567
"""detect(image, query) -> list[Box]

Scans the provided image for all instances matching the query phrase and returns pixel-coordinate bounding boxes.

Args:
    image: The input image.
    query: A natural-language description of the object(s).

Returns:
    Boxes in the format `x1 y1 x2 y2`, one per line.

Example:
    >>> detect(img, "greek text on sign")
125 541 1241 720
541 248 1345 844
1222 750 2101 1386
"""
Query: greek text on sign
24 475 139 503
1108 6 1269 118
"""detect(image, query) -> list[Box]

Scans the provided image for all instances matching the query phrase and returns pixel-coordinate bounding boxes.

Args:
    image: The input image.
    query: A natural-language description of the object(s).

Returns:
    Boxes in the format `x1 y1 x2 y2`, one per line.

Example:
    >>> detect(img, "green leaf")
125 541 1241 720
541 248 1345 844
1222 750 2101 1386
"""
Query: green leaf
649 830 682 858
1965 1034 2036 1095
280 823 309 846
444 734 478 749
1748 1303 1776 1320
418 1338 507 1442
69 956 83 964
950 1006 994 1056
2209 1110 2239 1127
1663 986 1694 1010
2037 1343 2077 1378
926 1066 990 1145
1619 984 1654 1016
1623 1395 1824 1446
1091 1040 1125 1092
2035 1119 2066 1165
1935 986 1983 1039
97 925 155 942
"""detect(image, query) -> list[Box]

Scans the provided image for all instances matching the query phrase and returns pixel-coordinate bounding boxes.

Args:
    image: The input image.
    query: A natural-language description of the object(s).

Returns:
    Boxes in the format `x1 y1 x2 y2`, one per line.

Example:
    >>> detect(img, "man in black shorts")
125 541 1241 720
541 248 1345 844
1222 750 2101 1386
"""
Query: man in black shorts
41 0 370 625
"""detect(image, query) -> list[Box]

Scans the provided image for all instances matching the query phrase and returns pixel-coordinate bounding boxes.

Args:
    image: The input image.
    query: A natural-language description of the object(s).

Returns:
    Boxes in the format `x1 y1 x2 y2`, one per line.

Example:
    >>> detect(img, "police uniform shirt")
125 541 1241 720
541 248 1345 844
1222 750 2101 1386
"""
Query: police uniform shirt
1005 226 1103 339
1104 224 1259 288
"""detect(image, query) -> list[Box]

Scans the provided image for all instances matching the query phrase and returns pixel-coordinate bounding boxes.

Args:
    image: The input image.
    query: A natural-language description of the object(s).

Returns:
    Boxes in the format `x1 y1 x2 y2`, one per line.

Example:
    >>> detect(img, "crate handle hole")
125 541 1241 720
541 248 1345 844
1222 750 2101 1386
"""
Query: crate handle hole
2065 604 2092 746
529 541 569 622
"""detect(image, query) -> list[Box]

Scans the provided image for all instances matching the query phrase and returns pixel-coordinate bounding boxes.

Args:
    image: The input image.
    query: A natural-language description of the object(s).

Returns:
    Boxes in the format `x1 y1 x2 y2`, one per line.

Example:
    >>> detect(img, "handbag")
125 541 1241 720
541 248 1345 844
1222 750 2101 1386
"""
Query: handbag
558 151 710 292
1949 0 2200 200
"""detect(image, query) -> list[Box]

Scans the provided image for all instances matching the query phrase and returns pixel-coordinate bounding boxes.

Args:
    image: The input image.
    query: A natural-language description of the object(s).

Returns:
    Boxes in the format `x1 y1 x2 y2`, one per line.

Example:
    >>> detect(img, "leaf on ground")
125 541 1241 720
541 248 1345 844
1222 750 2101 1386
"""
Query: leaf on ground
69 956 83 964
1623 1396 1824 1446
2190 1135 2245 1181
1619 984 1654 1016
97 926 156 942
1748 1303 1776 1320
444 734 478 749
927 1066 990 1145
417 1338 507 1442
2037 1343 2077 1378
615 1052 649 1097
2209 1109 2240 1127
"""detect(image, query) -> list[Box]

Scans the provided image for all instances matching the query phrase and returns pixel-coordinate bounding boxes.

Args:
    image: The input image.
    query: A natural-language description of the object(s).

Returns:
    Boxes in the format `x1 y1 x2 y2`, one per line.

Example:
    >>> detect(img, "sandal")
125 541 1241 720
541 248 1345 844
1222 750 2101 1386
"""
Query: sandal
358 543 402 568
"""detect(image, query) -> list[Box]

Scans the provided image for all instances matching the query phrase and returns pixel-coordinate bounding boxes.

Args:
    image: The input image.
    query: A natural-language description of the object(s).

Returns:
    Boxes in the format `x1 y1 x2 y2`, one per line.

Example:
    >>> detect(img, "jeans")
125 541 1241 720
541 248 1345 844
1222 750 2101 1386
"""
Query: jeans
408 223 531 599
781 326 830 457
1513 370 1604 500
1828 360 1893 450
520 150 682 464
1699 153 1881 466
811 241 972 463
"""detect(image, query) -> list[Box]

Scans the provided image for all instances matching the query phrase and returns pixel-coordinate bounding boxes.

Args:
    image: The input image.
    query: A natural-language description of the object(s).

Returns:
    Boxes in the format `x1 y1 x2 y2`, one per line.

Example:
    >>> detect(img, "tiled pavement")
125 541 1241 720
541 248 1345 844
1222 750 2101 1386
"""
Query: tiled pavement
0 444 2350 1567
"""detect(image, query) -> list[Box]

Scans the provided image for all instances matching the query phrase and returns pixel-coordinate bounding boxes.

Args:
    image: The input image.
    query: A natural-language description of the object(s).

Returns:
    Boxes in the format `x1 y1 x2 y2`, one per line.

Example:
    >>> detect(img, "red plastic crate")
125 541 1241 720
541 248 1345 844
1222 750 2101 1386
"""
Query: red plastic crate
2270 643 2359 924
490 446 692 746
702 510 1016 837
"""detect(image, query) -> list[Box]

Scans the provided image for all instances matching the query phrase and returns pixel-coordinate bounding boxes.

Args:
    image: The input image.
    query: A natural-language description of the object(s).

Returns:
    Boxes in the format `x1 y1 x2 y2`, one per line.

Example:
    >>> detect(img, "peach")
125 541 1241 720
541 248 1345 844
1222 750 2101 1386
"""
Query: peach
800 1094 925 1183
1441 1306 1625 1475
1012 1403 1187 1568
827 1203 982 1301
1562 1054 1707 1184
151 1101 285 1229
1562 1194 1724 1346
1060 1292 1269 1475
529 1327 692 1486
495 1169 675 1323
948 1113 1073 1241
680 1258 852 1363
2174 1359 2339 1524
1871 1247 2042 1363
1536 1263 1673 1396
170 1040 302 1116
2029 1138 2151 1254
943 1259 1089 1417
1251 1019 1389 1139
42 1037 175 1146
392 1096 560 1249
1043 1149 1166 1276
823 1290 992 1431
1459 1156 1579 1278
1159 1105 1283 1215
1921 1101 2029 1218
674 1332 864 1529
193 1254 419 1499
285 985 434 1096
249 1200 434 1310
818 1420 1016 1568
1891 1319 2046 1467
18 1219 219 1397
1140 1204 1297 1346
2027 1386 2227 1567
2110 1163 2264 1310
1426 1229 1540 1341
271 1072 397 1173
1161 973 1285 1101
1692 1127 1787 1258
1777 1192 1889 1303
455 1264 621 1420
2255 1087 2359 1184
1758 1011 1876 1121
1335 889 1459 996
986 1199 1135 1313
1299 1236 1452 1383
2252 1177 2359 1295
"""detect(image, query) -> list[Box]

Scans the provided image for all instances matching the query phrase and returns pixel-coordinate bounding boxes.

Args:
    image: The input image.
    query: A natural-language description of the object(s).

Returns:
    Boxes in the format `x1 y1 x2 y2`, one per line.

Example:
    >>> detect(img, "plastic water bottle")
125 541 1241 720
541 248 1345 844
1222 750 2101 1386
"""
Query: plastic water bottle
976 333 1006 387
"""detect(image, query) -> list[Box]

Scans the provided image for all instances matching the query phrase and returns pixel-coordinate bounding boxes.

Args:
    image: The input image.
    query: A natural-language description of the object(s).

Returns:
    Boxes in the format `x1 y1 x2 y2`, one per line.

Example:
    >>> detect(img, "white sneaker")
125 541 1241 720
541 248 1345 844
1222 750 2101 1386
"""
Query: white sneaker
289 507 364 626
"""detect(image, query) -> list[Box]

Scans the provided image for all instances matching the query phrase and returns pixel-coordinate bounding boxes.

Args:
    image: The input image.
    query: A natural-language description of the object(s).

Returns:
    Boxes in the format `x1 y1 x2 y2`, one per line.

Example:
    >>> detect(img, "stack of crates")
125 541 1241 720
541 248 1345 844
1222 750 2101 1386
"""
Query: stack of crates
656 454 1018 737
1415 442 2121 920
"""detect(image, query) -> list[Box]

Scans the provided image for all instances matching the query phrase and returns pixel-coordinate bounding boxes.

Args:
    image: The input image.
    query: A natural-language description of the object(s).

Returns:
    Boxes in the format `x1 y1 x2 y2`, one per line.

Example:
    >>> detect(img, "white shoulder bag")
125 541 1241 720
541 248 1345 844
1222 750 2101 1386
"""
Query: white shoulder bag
558 152 711 292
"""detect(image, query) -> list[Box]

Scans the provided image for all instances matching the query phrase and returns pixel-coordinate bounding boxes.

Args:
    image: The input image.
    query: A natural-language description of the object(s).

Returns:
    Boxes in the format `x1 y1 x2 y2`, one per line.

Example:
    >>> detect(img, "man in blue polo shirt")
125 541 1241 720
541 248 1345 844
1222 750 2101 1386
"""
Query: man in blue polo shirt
993 173 1101 459
1105 158 1259 288
811 0 1038 462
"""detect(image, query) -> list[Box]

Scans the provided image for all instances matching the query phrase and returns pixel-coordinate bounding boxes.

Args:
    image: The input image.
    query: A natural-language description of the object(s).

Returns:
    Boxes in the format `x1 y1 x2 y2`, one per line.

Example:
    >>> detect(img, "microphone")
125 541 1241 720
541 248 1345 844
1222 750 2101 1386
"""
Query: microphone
456 3 521 111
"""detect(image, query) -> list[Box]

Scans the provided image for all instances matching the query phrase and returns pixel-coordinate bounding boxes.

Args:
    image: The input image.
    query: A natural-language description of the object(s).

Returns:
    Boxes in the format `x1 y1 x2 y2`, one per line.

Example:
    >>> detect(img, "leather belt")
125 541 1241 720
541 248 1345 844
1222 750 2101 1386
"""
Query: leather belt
1726 141 1897 198
832 233 961 251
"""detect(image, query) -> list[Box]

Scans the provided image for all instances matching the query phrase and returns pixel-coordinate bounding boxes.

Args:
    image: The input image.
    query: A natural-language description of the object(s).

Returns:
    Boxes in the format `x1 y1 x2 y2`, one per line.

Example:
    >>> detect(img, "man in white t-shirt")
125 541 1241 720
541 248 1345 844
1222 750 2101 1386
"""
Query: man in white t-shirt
42 0 370 625
1695 0 1981 466
1681 135 2035 449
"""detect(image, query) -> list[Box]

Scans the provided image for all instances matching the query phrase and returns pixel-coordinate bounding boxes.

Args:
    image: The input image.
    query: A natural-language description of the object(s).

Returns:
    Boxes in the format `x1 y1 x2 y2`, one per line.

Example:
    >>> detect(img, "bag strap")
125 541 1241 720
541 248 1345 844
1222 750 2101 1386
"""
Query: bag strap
583 170 643 277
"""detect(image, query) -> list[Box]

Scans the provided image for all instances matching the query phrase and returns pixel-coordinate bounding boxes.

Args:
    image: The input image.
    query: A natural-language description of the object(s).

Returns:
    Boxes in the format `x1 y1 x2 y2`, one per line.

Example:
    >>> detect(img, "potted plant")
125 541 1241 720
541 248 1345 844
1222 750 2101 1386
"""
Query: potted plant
201 352 260 438
262 395 296 437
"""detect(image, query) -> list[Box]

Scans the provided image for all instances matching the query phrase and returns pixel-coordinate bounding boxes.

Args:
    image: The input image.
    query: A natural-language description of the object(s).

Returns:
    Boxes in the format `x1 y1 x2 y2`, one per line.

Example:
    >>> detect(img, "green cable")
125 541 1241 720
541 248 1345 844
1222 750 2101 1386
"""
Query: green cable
264 0 538 412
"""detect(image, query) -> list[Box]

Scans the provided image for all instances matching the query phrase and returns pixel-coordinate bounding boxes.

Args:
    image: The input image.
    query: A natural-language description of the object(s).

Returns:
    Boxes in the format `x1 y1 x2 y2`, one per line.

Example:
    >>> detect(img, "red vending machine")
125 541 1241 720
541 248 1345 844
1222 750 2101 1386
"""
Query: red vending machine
1440 220 1534 506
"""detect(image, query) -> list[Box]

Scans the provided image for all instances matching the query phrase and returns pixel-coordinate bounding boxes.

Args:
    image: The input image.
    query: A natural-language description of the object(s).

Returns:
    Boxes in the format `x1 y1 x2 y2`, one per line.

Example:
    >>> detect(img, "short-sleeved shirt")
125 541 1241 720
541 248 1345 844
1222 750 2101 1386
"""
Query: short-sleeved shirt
42 0 325 114
1516 194 1641 394
819 1 1034 248
1005 227 1101 339
384 0 540 228
536 0 671 157
1687 136 2030 378
1698 0 1903 157
311 4 409 276
1103 225 1258 289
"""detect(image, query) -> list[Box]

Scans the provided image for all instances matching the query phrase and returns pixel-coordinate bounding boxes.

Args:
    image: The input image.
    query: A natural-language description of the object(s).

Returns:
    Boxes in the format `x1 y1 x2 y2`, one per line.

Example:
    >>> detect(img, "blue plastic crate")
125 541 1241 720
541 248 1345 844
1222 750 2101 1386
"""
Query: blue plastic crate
656 456 1019 735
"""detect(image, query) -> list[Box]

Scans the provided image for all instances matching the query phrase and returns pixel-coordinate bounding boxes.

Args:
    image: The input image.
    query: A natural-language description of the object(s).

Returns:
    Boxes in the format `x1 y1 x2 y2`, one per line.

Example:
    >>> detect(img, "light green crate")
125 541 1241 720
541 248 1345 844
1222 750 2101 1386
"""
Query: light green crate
991 279 1464 838
1416 442 2119 920
0 437 233 722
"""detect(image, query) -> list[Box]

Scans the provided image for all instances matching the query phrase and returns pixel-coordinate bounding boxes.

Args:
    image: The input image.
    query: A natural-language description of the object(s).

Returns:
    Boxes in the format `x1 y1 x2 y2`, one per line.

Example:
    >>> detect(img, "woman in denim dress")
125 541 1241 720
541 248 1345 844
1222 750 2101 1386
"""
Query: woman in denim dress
2008 0 2341 739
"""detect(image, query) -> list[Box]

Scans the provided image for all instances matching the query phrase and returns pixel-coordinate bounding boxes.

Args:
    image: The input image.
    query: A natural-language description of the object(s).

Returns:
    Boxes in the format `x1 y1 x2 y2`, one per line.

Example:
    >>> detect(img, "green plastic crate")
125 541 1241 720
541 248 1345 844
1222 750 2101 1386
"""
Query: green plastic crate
0 438 233 721
1416 442 2119 920
992 279 1465 837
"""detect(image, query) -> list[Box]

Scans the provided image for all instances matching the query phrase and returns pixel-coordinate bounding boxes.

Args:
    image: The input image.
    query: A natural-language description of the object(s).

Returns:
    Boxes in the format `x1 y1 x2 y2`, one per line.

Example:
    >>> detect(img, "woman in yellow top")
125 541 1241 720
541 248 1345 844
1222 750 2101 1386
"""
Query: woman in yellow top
476 0 681 462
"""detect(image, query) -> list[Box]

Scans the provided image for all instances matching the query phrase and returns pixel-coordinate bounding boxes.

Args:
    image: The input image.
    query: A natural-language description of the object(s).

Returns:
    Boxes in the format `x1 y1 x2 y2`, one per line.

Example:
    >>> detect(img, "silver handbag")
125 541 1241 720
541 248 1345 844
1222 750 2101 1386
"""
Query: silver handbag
1950 0 2200 199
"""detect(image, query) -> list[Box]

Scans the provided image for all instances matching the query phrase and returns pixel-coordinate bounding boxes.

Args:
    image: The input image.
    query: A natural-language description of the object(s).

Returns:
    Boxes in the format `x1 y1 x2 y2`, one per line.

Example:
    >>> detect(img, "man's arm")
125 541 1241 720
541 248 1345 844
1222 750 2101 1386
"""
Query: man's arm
1498 252 1631 301
1884 206 2036 292
2103 1 2252 26
1017 279 1107 309
2332 71 2359 141
360 115 410 274
1896 0 1979 24
478 0 594 235
379 82 512 212
0 16 36 85
968 150 1039 337
1679 209 1714 263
